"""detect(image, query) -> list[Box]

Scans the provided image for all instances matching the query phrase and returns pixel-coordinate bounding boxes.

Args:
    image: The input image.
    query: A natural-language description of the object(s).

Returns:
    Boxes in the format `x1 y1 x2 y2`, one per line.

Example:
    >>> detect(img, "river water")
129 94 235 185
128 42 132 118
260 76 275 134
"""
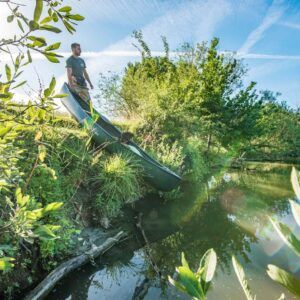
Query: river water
49 163 300 300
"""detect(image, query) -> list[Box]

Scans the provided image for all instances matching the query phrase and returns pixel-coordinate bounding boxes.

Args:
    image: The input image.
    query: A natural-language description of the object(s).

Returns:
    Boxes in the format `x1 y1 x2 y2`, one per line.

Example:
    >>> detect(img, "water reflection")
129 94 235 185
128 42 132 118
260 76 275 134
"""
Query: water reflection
49 165 298 300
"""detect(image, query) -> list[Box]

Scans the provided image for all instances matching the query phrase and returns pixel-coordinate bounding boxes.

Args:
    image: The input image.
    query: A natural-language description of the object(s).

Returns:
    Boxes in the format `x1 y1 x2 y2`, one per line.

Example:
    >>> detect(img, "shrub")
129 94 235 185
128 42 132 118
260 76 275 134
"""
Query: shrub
149 140 185 175
93 154 143 219
183 137 210 182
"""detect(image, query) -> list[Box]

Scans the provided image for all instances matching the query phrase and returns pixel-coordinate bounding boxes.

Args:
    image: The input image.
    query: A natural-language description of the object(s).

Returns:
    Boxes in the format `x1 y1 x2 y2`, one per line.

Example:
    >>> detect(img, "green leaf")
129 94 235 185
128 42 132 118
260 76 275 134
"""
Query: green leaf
34 225 60 240
52 93 68 98
39 24 62 33
0 257 15 271
29 20 39 30
45 42 61 51
49 77 56 93
269 217 300 256
267 265 300 297
33 0 43 22
40 16 52 24
232 256 255 300
27 36 46 47
44 88 51 98
43 202 63 213
15 188 30 208
12 81 27 90
177 266 204 299
291 167 300 200
27 50 32 63
289 200 300 226
38 144 46 162
26 208 44 220
7 15 14 23
0 126 12 138
5 65 11 82
278 293 285 300
62 20 75 34
66 14 85 21
168 276 187 293
17 19 24 32
181 252 190 269
44 53 60 63
58 6 72 13
198 248 217 293
52 12 58 22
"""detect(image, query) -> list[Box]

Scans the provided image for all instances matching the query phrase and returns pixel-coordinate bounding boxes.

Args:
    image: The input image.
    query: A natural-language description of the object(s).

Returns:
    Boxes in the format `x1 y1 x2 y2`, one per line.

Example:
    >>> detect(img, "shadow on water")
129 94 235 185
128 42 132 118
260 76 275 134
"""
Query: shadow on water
48 165 299 300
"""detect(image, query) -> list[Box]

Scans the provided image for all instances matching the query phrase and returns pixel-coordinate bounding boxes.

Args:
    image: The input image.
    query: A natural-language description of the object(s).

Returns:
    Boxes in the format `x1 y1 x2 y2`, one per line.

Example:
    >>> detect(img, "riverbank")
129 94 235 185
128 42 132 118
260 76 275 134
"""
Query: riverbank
0 112 216 298
47 164 298 300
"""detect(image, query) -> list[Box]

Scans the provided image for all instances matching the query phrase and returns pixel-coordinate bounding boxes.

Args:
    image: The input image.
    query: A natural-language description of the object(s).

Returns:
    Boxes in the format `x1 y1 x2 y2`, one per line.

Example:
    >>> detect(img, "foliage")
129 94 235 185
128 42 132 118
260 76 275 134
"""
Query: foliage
98 34 300 161
168 249 217 300
232 256 256 300
232 256 286 300
92 154 144 218
149 140 185 175
0 1 85 295
267 167 300 297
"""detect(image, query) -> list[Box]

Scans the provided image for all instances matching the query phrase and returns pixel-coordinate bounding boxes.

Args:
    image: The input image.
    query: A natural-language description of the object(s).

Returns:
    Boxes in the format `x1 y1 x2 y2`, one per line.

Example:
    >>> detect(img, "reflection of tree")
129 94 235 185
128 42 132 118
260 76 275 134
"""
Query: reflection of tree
231 171 292 216
147 196 257 277
48 169 293 299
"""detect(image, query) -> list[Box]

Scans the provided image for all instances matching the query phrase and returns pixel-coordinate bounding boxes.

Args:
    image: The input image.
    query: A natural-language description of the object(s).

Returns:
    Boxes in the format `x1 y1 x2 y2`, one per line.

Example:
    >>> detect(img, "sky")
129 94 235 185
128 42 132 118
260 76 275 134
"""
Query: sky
0 0 300 110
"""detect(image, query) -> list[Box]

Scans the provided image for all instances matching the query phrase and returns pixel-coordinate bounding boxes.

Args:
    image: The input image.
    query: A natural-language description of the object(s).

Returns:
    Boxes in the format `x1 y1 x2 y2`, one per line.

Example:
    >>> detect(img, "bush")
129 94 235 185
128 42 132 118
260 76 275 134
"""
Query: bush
150 140 185 175
93 154 143 218
183 137 210 182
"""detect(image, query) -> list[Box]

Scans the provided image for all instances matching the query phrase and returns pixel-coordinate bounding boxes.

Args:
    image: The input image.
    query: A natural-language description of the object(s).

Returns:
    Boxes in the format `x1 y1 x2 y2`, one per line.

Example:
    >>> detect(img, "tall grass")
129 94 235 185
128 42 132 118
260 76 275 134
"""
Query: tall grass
93 154 143 218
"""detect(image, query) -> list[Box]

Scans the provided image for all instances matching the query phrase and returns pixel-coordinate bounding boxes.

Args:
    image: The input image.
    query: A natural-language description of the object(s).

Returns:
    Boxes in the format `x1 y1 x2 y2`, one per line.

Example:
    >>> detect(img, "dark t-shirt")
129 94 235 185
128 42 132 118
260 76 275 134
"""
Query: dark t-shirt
66 56 87 87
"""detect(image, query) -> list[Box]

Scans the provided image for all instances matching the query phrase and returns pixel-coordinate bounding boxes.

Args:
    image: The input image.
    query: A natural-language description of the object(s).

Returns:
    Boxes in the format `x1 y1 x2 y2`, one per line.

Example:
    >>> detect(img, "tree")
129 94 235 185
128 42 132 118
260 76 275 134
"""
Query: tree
0 0 84 281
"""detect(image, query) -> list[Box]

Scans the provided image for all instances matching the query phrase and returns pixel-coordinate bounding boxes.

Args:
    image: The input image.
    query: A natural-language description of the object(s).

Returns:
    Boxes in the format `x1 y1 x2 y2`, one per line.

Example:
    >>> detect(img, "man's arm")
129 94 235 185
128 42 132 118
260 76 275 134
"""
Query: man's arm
83 69 93 89
67 67 75 88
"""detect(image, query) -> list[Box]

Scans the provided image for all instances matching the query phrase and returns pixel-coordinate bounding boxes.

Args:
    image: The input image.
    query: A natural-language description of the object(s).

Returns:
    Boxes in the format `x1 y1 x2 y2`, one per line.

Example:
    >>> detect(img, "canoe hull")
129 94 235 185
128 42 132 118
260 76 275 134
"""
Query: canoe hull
60 83 182 191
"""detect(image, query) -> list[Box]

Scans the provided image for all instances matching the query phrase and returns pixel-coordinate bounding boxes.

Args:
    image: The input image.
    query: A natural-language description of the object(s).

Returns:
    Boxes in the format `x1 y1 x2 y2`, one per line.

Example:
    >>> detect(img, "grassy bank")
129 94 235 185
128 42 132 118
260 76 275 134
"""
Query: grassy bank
0 109 218 298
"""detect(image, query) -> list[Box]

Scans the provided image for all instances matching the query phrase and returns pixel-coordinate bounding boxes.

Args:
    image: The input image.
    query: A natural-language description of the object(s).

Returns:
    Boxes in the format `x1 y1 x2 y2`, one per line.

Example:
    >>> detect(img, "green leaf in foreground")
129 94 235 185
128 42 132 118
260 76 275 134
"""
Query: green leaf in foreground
44 53 60 63
33 0 43 22
289 200 300 226
198 248 217 293
269 217 300 256
67 14 85 21
176 266 204 299
45 42 61 51
40 24 62 33
198 248 217 282
291 167 300 200
5 64 11 82
232 256 256 300
267 265 300 297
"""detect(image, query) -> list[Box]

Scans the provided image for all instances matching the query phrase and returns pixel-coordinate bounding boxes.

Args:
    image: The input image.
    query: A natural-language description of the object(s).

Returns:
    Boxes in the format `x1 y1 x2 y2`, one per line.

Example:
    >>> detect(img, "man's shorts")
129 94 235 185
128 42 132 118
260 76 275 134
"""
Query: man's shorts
71 82 91 104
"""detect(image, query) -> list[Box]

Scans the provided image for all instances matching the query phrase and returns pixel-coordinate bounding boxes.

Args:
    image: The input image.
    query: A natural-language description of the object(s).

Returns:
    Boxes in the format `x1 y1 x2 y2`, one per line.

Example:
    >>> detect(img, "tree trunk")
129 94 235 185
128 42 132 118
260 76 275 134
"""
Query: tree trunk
24 231 126 300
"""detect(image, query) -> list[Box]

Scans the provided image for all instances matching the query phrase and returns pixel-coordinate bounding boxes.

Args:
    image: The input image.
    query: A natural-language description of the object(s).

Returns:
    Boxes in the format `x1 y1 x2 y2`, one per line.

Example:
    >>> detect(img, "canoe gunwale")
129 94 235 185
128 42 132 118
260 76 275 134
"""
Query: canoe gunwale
60 83 182 189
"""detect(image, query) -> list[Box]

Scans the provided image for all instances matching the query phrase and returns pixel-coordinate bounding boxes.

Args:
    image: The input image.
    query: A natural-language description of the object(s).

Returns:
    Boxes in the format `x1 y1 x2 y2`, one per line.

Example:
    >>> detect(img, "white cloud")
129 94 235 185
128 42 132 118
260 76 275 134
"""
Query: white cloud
279 21 300 30
239 0 286 54
236 52 300 60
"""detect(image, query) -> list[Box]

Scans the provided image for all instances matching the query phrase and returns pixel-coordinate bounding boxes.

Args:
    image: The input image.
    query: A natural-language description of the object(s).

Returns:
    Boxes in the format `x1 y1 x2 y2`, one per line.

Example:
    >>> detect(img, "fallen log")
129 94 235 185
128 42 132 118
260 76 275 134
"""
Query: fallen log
24 231 126 300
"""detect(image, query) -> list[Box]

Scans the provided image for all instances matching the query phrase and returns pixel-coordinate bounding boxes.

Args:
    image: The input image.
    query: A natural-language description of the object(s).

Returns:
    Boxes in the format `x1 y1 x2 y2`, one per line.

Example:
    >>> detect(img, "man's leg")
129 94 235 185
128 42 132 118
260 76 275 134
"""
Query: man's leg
72 83 91 104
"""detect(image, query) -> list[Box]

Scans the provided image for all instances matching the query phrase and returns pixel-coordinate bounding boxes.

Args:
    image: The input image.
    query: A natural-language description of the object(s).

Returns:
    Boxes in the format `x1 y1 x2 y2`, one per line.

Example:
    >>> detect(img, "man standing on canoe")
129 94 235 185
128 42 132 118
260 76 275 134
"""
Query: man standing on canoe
66 43 94 103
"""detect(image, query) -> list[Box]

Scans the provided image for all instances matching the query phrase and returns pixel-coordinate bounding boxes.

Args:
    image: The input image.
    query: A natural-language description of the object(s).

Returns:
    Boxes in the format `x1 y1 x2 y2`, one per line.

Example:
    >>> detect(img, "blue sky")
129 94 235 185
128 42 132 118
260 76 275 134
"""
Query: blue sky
1 0 300 109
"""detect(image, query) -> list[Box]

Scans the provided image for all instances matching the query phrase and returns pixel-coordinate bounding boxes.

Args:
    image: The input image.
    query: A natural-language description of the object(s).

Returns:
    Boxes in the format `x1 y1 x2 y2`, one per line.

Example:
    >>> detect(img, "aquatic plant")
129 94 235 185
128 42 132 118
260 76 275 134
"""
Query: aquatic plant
168 249 217 300
232 256 256 300
267 167 300 298
231 167 300 299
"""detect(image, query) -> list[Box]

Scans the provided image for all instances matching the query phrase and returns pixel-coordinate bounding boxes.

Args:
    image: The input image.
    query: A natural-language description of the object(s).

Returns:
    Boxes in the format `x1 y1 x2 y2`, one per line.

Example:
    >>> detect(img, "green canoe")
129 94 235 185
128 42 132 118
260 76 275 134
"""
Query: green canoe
60 83 182 191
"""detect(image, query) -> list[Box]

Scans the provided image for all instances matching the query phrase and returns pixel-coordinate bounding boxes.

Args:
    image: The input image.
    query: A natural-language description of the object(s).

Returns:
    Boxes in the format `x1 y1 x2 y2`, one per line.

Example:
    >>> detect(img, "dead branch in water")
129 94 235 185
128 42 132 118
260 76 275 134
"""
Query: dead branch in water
24 231 126 300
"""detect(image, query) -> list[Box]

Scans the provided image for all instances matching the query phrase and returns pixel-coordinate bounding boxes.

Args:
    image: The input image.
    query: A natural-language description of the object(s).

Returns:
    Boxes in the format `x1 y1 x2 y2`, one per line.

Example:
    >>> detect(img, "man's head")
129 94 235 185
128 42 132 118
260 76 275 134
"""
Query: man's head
71 43 81 56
